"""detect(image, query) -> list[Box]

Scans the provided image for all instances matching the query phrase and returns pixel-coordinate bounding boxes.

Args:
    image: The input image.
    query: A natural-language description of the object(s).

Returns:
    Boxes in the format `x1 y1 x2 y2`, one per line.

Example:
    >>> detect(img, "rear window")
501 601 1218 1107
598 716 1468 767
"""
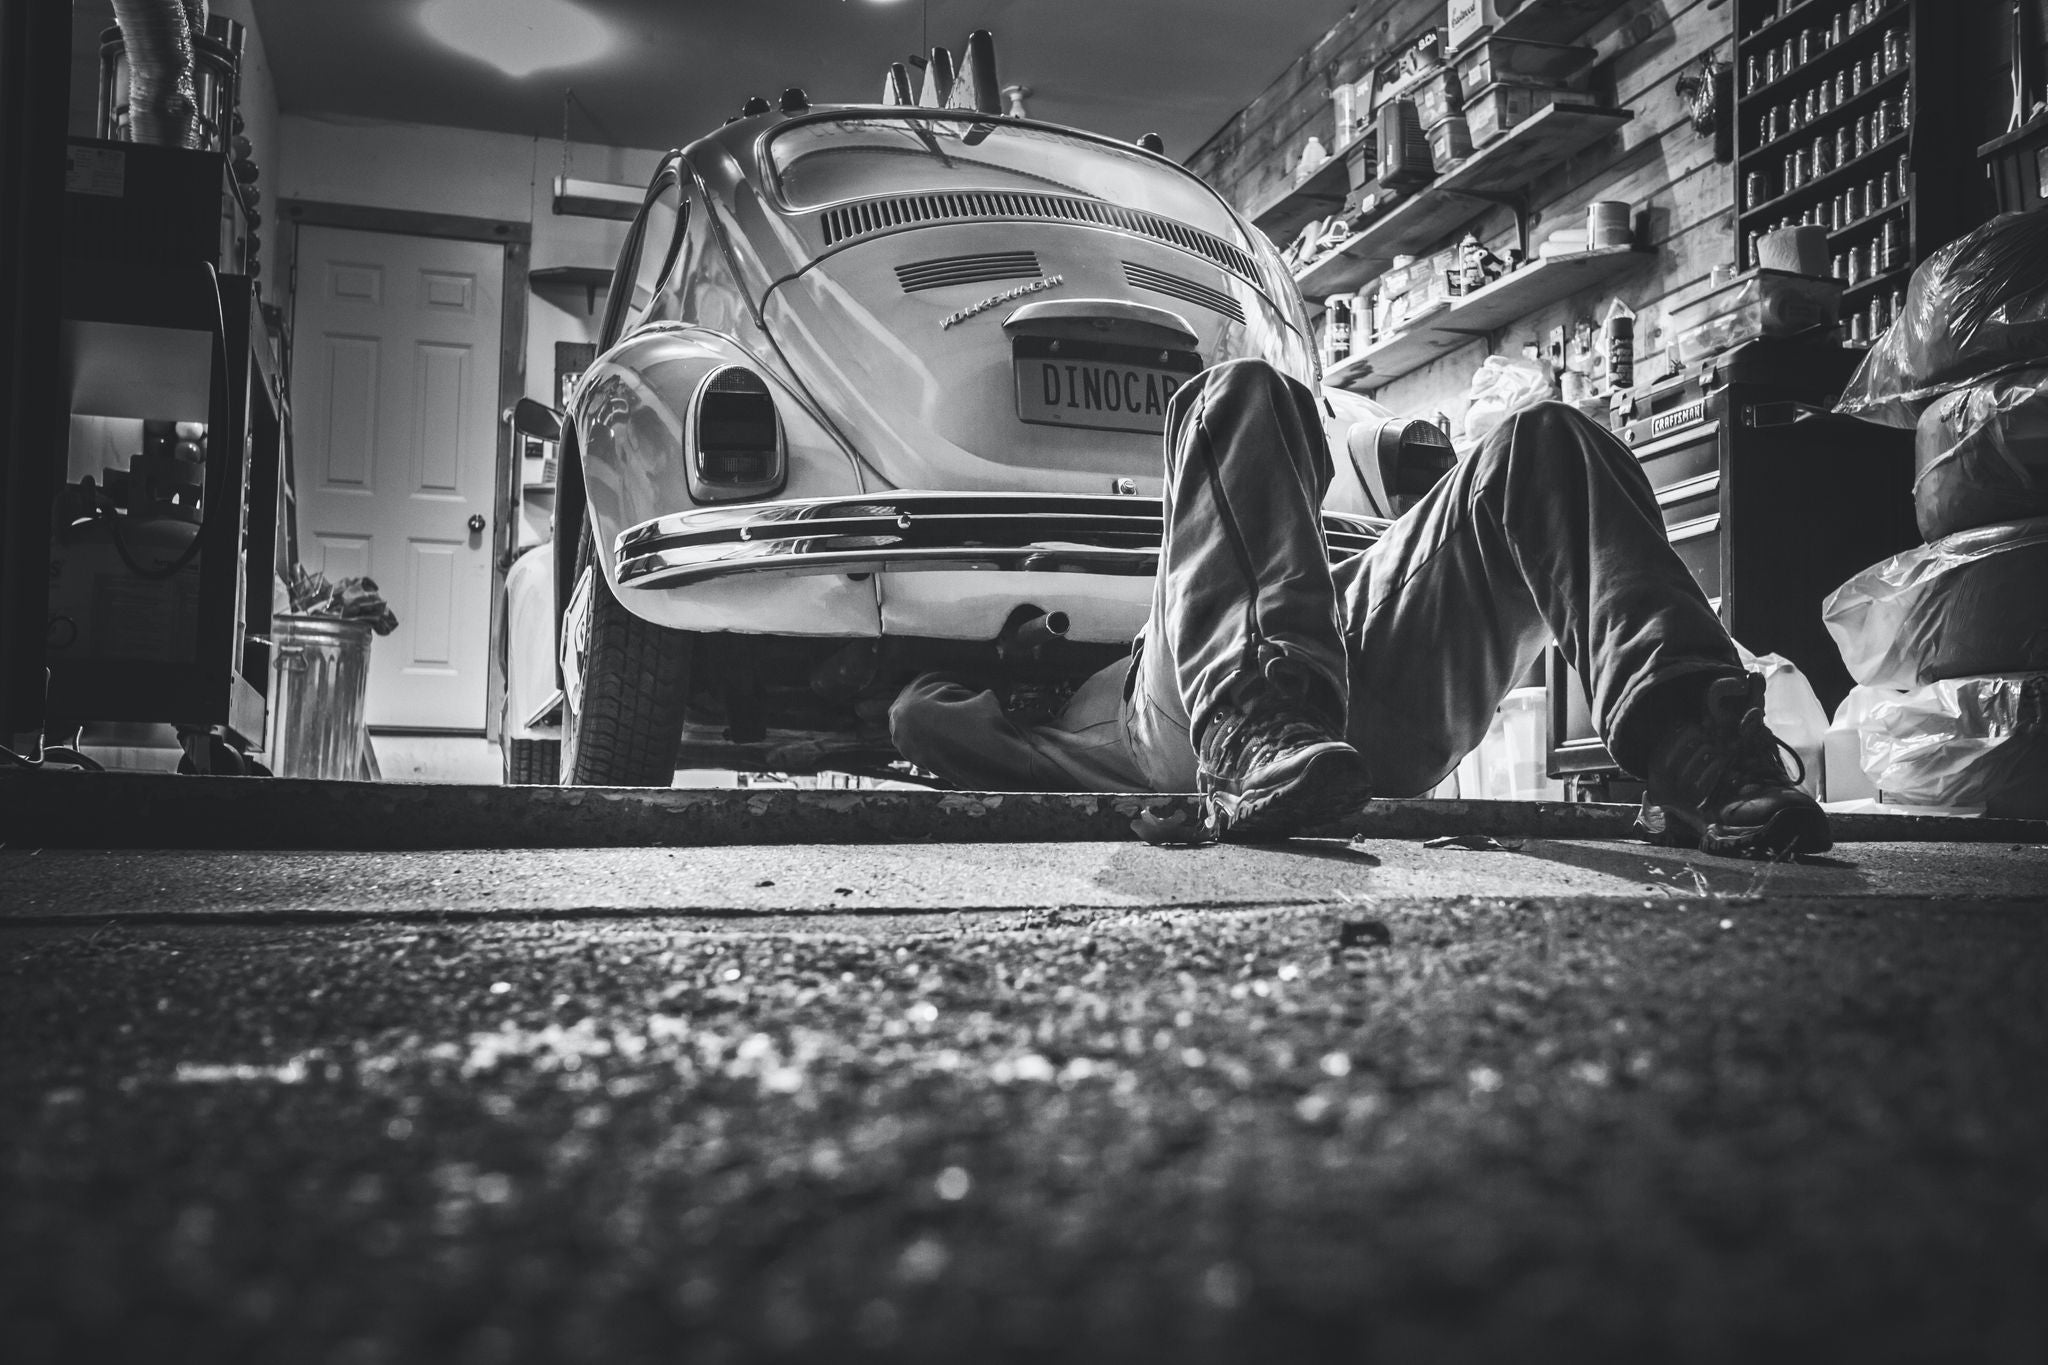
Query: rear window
767 113 1245 246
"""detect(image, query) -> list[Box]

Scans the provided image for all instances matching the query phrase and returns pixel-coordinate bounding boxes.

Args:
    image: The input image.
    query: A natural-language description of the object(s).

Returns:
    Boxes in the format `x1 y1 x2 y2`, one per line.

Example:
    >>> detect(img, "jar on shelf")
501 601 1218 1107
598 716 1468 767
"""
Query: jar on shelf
1850 311 1868 345
1837 125 1855 168
1745 170 1771 210
1798 28 1814 66
1830 11 1846 47
1805 87 1823 124
1832 251 1848 281
1871 293 1891 334
1898 81 1913 129
1882 27 1906 76
1814 135 1836 176
1881 217 1905 270
1848 181 1866 221
1850 57 1866 97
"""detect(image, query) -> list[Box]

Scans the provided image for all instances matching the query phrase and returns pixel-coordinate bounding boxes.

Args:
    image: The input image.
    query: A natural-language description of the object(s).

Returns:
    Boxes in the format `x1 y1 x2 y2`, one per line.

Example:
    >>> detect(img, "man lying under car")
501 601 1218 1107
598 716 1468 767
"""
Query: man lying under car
888 358 1830 860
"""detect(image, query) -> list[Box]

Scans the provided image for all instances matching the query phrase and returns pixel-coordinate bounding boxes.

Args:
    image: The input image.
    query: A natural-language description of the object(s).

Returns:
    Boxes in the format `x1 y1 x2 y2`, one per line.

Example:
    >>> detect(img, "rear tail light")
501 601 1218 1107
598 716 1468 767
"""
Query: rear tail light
688 366 786 502
1374 418 1457 515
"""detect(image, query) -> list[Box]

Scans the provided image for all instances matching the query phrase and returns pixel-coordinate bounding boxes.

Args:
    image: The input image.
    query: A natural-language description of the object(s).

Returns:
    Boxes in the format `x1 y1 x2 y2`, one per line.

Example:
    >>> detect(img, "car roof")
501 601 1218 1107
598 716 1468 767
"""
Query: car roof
684 104 1237 218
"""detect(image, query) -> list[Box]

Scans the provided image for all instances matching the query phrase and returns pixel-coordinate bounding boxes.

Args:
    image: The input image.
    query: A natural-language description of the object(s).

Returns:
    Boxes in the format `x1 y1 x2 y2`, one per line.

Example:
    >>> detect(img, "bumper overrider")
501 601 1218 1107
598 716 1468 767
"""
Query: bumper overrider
614 492 1387 590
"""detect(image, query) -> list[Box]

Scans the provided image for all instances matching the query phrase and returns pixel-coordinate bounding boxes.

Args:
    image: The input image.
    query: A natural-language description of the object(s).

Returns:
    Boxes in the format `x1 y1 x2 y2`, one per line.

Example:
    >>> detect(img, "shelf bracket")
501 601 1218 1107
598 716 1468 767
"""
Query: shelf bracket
1434 186 1535 259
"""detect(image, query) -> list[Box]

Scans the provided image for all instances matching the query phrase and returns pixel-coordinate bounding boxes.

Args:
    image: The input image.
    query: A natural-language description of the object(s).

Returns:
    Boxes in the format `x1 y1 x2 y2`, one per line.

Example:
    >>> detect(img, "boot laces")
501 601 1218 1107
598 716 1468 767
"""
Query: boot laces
1201 659 1340 776
1717 695 1805 795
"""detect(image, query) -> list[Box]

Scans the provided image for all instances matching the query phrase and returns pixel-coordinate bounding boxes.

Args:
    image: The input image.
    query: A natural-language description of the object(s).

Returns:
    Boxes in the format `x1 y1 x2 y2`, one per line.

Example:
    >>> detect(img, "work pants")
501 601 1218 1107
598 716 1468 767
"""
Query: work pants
891 358 1741 795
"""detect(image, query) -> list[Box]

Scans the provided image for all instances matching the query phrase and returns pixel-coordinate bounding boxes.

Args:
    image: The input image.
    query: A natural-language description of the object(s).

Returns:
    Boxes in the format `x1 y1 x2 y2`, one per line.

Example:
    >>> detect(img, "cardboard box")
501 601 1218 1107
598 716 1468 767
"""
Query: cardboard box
1446 0 1506 52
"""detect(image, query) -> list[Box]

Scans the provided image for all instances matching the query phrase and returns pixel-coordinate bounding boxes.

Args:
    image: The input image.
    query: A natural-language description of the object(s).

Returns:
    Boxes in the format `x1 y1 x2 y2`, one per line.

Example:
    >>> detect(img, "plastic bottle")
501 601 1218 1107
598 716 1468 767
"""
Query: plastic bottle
1605 300 1636 392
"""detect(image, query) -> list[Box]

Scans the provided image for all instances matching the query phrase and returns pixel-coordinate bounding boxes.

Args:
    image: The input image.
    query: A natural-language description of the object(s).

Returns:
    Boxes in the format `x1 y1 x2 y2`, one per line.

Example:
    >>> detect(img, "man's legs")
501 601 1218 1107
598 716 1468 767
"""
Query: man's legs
1337 400 1827 856
1122 359 1372 833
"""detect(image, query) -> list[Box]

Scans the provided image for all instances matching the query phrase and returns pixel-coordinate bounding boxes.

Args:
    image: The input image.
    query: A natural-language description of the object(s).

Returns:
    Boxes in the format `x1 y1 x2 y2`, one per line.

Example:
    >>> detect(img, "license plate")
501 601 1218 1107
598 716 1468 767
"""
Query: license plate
1014 337 1200 436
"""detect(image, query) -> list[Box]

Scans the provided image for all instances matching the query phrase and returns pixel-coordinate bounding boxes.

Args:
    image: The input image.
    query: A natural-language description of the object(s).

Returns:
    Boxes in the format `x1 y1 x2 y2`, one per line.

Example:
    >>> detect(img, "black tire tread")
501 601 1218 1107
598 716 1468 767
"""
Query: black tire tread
502 737 560 786
562 531 691 786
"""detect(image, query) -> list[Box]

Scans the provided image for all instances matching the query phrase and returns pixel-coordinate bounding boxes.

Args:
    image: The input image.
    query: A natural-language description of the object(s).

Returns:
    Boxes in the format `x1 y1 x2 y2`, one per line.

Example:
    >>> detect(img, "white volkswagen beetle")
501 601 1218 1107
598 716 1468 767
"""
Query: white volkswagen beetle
522 37 1447 786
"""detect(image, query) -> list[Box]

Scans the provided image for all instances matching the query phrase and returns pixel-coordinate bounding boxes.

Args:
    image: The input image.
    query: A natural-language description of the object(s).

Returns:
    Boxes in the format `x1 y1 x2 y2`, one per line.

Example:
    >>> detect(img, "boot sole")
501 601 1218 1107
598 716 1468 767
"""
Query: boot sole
1206 743 1374 842
1663 802 1834 859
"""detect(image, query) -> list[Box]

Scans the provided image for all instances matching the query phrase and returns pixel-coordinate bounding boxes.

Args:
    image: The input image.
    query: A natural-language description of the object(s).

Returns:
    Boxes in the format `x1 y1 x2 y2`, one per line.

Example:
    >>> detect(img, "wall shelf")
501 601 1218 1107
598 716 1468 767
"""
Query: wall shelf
1487 0 1635 47
1326 246 1649 392
1247 137 1361 248
530 264 613 314
1294 104 1632 299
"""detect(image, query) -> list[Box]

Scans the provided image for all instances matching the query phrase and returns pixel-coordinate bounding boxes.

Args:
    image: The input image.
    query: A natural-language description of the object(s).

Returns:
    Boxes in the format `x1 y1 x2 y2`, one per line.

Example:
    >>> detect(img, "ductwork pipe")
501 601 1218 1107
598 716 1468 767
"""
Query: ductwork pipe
110 0 204 148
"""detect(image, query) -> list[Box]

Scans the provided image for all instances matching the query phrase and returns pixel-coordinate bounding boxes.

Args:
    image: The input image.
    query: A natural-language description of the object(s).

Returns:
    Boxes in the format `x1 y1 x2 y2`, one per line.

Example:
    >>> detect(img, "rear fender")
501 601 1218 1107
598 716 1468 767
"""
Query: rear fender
572 326 868 603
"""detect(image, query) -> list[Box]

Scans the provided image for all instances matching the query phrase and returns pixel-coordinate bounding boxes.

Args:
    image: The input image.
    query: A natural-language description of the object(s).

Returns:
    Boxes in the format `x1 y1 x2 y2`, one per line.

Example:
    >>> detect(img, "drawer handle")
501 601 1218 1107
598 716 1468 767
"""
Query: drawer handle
1746 400 1832 428
1631 420 1720 460
1656 471 1720 505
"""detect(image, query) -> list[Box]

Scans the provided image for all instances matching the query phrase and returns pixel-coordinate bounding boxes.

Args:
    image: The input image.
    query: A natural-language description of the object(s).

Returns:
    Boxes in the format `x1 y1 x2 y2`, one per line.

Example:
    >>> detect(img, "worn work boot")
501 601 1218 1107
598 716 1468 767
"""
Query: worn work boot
1196 659 1373 841
1643 673 1832 858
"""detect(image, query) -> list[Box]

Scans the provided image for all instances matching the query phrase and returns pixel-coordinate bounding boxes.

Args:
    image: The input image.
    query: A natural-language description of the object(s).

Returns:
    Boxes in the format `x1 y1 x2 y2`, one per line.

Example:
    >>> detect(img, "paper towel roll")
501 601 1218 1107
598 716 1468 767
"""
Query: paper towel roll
1759 225 1831 277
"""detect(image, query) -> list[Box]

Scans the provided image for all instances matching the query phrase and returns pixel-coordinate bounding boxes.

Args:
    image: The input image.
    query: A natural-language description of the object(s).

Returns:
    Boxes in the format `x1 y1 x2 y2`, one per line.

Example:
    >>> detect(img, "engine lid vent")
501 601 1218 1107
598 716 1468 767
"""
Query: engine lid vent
895 250 1043 293
820 190 1260 286
1121 261 1245 323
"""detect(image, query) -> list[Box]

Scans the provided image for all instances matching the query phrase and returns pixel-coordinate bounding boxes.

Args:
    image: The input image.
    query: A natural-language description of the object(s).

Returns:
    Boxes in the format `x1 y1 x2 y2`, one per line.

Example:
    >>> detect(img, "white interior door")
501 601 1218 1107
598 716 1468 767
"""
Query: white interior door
292 225 503 731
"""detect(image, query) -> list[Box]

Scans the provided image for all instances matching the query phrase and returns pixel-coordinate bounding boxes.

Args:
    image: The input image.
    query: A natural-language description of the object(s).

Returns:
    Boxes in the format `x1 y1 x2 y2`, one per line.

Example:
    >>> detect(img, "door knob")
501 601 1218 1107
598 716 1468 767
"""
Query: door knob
468 514 487 534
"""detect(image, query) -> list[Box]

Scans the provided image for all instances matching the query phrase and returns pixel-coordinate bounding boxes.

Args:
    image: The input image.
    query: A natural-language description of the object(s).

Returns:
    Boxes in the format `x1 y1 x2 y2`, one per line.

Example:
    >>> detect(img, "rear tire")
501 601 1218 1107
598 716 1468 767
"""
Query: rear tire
560 529 691 785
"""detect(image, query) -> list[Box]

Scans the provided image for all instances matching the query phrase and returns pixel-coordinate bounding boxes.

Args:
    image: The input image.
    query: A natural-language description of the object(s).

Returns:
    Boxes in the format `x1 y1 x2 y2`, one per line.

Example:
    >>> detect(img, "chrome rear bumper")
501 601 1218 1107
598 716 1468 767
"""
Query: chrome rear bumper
615 493 1387 590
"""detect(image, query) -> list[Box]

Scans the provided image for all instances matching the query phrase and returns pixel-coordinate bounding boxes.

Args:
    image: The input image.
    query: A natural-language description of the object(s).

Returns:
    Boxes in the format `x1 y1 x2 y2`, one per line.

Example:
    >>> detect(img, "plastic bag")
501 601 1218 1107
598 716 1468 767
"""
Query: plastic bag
1835 212 2048 427
1913 365 2048 539
1737 643 1829 796
1824 516 2048 688
1832 674 2048 819
1462 355 1553 446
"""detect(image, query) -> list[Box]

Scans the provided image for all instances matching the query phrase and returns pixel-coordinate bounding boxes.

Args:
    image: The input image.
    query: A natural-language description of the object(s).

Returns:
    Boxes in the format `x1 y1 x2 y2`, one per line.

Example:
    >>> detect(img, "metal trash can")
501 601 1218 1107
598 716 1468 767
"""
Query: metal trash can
268 614 374 780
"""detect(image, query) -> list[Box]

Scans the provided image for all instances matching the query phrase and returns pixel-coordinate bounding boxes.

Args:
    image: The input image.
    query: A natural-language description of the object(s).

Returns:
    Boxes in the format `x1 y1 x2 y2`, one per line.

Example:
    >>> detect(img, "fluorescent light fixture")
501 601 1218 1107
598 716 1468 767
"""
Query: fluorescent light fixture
552 176 641 221
420 0 611 79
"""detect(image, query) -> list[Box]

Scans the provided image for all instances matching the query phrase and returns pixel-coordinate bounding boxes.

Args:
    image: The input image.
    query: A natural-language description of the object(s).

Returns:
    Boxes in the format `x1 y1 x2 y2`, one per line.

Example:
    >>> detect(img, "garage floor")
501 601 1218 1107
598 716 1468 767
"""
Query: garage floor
2 779 2044 1362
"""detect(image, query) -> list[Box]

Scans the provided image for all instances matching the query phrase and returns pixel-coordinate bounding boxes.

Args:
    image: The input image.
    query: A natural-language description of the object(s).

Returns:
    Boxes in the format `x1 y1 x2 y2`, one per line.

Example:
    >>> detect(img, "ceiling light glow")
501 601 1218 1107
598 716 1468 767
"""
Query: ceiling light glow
420 0 612 79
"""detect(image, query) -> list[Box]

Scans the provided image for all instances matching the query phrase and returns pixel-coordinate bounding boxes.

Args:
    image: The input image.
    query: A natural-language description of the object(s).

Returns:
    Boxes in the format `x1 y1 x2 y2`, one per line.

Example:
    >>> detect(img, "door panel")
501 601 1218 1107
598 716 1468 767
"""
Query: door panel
293 226 503 730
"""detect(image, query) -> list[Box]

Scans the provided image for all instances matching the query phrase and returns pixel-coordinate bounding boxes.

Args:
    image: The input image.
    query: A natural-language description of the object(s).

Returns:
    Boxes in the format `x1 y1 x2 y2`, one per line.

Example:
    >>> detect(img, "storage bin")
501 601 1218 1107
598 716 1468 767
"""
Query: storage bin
1666 268 1841 364
1451 36 1593 97
1425 115 1474 169
1464 81 1558 146
268 614 374 780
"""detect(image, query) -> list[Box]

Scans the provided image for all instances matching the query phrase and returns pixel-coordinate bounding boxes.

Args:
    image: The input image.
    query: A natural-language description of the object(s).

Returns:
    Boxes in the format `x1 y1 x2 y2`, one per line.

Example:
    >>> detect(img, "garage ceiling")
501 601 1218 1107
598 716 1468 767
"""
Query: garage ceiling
245 0 1355 160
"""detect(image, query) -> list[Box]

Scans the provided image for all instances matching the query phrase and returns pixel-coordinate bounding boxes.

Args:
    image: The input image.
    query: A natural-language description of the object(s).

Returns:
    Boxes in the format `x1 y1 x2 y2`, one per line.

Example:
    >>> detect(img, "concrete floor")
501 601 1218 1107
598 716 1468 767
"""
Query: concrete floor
2 788 2044 1363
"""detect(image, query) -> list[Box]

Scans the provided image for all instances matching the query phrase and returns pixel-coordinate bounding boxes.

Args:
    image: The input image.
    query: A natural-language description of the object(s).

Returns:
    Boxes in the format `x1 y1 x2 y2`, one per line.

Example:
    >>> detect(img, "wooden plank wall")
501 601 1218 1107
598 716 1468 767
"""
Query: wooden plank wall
1187 0 1745 430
